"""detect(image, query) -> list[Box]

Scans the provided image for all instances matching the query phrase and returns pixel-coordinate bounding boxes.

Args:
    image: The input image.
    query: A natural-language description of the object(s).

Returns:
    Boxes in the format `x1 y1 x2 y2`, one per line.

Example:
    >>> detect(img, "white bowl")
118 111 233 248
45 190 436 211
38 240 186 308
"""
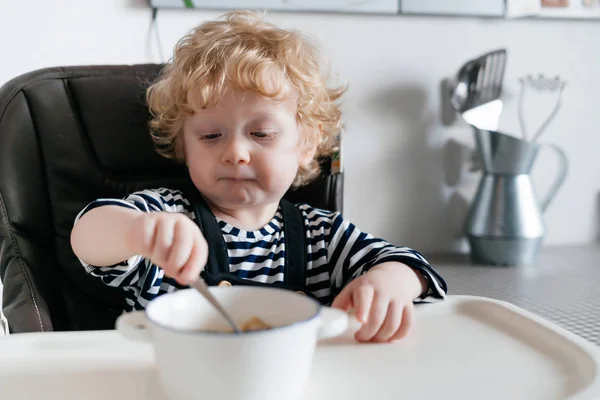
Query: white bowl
117 286 348 400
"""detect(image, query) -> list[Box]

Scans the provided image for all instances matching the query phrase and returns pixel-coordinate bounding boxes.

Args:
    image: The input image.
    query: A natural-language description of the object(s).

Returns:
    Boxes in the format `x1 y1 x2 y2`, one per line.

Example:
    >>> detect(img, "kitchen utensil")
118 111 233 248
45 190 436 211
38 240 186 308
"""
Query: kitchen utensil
190 278 241 334
518 74 566 142
450 49 507 130
465 128 568 265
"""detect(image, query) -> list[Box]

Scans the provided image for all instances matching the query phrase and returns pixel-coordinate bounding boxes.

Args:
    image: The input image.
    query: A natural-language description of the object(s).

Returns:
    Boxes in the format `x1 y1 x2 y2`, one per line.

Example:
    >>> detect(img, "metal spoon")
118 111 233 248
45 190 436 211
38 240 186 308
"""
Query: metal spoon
190 278 241 334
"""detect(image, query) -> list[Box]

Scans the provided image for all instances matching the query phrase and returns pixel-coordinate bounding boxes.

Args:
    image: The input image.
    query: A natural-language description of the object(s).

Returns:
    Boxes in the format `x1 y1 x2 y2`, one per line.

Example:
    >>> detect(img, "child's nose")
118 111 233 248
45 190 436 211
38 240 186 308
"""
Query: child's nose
222 138 250 164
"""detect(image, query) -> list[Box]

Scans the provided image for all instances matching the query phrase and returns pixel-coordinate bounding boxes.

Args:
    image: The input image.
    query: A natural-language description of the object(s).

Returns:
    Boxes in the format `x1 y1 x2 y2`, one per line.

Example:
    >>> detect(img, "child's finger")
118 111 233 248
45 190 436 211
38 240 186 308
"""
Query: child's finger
129 213 156 257
390 303 415 341
352 284 374 323
355 293 387 342
373 300 402 342
166 219 193 272
177 239 207 285
331 283 354 311
150 217 174 266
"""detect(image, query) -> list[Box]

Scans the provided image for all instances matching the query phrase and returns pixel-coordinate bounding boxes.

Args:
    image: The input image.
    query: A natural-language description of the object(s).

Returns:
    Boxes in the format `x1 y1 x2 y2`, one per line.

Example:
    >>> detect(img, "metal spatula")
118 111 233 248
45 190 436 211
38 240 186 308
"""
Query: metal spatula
450 49 507 131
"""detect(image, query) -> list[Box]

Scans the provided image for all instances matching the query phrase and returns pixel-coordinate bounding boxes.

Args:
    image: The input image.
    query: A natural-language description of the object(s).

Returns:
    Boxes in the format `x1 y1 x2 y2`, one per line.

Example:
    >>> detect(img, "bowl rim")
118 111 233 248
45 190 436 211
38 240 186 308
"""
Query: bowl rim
145 286 322 336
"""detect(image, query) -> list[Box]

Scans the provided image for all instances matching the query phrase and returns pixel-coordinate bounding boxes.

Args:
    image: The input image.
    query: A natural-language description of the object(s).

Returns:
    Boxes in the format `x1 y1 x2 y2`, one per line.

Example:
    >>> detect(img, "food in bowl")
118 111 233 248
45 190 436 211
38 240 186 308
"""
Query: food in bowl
239 316 272 332
202 316 272 333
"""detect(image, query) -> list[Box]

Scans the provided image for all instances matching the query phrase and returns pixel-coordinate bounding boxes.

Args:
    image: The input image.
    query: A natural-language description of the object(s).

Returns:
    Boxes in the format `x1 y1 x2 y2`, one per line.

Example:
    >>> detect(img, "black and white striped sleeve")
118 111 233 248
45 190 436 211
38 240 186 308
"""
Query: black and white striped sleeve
325 213 447 302
73 188 194 288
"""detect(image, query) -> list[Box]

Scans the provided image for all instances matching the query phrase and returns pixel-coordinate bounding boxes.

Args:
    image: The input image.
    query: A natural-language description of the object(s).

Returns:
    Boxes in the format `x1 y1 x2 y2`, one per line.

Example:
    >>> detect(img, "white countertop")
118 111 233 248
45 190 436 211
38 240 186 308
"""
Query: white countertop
429 244 600 346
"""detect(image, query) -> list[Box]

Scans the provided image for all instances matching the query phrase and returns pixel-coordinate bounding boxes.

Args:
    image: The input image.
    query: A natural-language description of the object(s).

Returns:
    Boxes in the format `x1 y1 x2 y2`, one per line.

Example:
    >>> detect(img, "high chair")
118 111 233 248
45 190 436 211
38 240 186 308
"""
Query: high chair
0 65 344 333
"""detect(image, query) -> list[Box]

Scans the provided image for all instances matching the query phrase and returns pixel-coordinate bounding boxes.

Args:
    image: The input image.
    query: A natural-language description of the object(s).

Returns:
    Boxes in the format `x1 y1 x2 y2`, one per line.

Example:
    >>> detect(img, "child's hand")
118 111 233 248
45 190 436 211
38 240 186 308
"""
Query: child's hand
331 262 426 343
126 212 208 285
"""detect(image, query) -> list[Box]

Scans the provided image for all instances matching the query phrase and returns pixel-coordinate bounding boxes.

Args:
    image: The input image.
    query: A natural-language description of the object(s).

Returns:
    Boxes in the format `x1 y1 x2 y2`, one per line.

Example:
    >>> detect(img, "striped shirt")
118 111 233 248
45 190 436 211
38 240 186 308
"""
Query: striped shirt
76 188 447 311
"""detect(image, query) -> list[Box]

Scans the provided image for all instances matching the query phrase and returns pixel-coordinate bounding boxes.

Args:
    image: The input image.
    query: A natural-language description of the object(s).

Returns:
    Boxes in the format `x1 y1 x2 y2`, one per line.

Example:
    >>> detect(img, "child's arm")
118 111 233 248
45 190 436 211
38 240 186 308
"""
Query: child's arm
70 205 142 267
311 209 447 343
71 205 206 285
322 216 447 302
71 189 207 286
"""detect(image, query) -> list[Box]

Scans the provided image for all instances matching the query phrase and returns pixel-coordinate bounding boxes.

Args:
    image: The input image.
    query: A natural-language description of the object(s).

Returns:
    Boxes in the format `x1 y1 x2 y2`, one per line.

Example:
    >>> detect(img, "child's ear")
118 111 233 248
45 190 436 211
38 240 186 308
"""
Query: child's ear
299 125 319 166
299 144 317 167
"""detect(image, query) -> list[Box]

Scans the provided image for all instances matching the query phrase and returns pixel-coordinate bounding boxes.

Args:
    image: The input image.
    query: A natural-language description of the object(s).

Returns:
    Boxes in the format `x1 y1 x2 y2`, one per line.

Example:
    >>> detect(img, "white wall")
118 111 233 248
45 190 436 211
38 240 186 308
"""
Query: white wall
2 0 600 255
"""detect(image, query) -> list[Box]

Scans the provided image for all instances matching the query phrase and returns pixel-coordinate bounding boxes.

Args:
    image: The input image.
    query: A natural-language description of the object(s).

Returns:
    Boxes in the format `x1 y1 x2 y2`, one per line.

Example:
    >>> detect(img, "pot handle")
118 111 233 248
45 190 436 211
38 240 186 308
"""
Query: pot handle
537 143 568 213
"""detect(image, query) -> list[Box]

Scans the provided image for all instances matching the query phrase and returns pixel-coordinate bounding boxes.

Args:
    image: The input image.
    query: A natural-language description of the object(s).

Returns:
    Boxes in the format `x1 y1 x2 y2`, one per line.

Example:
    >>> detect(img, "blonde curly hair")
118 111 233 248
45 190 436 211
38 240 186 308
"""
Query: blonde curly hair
146 10 346 187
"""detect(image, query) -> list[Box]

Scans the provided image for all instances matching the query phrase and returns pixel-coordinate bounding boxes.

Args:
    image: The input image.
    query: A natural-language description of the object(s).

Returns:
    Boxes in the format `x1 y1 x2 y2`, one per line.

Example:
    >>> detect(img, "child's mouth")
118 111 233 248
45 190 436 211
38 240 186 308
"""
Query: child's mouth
221 177 252 182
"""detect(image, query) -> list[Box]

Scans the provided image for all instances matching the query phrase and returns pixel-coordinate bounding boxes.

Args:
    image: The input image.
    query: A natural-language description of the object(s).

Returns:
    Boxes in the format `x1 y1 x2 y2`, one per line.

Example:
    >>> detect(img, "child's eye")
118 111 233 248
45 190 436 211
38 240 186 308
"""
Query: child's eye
251 131 274 139
201 133 221 140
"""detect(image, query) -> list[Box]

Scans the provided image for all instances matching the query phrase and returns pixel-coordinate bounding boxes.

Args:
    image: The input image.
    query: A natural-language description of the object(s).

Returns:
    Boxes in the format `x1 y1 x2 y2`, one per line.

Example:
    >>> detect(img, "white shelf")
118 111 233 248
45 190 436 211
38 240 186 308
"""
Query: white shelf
149 0 600 20
536 7 600 19
400 0 505 17
534 10 600 19
522 0 600 20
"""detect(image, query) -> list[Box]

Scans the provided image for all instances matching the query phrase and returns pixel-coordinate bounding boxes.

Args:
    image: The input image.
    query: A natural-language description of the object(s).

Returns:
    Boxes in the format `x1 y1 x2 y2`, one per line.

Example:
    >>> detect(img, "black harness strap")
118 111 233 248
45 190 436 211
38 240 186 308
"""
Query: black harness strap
190 191 308 293
280 198 306 289
192 194 230 276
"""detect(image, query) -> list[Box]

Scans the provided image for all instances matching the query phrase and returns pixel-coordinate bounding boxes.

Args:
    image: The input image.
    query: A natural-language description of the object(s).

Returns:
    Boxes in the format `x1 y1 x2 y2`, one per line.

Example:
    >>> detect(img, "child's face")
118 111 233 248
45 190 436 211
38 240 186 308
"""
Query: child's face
182 90 313 210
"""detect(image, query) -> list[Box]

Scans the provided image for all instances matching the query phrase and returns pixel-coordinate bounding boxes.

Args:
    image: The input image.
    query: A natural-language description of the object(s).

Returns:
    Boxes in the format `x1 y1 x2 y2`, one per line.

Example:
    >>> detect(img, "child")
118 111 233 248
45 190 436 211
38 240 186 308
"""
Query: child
70 11 447 343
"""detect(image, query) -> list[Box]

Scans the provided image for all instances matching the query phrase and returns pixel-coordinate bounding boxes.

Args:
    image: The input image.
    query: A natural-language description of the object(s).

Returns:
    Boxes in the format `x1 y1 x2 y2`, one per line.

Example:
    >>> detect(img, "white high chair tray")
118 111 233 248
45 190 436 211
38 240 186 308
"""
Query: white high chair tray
0 295 599 400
